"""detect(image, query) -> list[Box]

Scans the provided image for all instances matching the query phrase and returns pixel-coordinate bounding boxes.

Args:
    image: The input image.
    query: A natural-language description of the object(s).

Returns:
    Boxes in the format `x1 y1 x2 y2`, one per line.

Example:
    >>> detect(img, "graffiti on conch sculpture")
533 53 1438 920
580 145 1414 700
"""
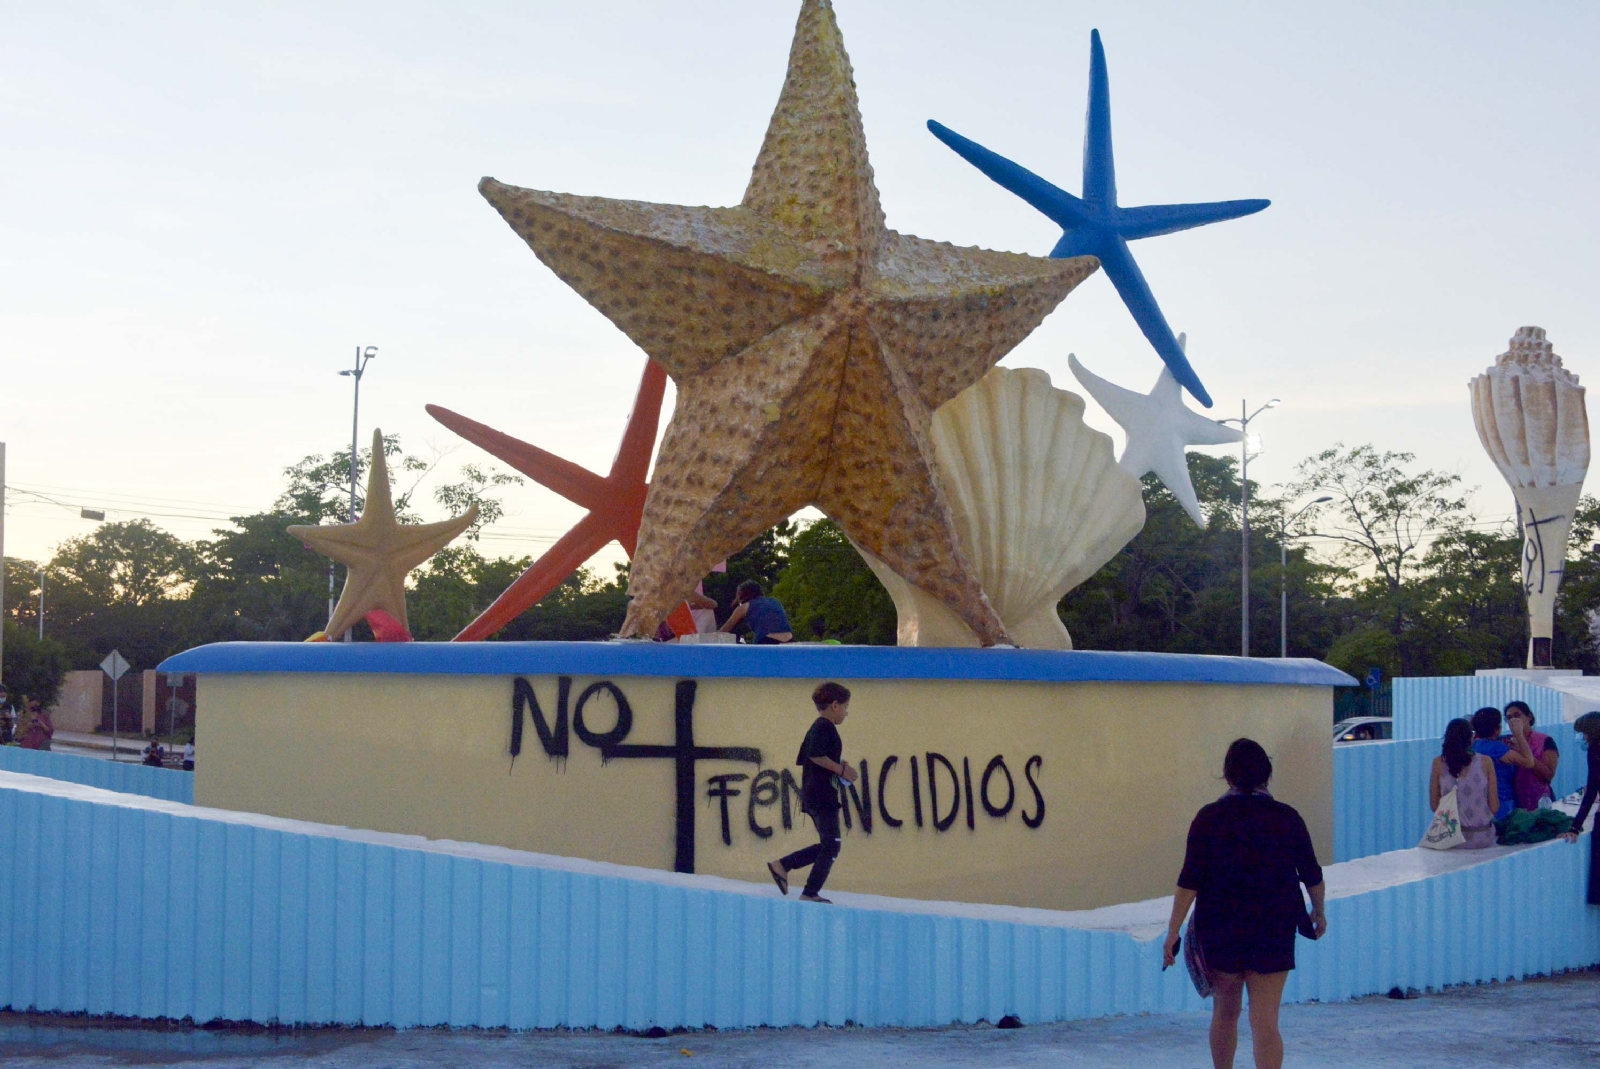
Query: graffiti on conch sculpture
1470 327 1590 669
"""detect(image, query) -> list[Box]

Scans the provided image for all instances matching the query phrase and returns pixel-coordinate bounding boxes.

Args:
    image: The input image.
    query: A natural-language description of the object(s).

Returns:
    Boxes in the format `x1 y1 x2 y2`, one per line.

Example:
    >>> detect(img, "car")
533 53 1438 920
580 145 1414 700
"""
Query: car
1333 716 1392 743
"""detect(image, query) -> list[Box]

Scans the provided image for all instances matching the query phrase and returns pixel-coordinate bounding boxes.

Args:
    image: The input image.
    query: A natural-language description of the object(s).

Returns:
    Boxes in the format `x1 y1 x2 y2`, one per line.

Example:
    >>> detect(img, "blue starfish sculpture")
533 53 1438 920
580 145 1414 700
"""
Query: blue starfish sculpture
928 29 1269 408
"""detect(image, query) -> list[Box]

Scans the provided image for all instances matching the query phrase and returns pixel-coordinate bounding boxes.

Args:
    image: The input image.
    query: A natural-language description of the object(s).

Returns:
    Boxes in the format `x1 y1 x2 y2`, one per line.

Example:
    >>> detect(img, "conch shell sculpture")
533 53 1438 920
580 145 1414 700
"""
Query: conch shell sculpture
860 367 1146 648
1470 327 1590 668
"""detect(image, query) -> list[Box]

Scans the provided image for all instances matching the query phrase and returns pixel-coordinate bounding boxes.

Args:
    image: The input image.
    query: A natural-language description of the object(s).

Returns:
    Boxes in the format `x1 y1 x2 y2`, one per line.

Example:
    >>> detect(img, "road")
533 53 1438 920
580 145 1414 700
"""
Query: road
0 969 1594 1067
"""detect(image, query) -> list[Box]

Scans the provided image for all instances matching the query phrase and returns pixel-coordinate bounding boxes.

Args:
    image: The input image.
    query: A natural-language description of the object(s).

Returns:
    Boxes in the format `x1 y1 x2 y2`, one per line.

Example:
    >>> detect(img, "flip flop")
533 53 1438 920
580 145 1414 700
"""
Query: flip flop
799 894 832 904
767 861 789 896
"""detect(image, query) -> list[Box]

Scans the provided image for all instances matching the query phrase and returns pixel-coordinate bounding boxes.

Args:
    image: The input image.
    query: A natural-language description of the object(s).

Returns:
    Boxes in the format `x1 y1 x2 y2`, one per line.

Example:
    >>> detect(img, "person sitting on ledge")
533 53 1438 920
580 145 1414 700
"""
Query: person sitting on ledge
1470 706 1535 822
1430 718 1499 849
1504 701 1559 810
719 580 793 644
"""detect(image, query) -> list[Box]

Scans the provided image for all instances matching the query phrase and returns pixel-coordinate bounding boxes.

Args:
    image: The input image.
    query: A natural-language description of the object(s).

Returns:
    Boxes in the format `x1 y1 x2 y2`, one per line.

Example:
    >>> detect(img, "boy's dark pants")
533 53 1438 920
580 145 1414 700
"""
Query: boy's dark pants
778 804 841 896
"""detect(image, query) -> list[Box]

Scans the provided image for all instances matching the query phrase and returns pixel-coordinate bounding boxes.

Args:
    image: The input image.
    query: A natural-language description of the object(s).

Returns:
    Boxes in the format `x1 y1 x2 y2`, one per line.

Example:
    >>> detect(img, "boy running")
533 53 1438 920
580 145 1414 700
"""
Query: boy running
767 681 854 903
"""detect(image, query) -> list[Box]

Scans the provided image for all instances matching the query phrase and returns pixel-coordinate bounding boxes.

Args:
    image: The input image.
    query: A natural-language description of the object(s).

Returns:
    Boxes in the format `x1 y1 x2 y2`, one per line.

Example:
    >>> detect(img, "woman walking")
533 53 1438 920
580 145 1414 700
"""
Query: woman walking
1163 739 1327 1069
1429 718 1500 849
1560 711 1600 904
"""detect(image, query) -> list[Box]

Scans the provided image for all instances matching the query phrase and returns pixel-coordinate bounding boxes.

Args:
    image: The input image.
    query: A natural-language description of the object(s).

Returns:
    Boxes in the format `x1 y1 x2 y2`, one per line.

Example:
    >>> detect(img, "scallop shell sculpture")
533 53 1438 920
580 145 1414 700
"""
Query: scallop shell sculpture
860 367 1146 648
1469 326 1590 668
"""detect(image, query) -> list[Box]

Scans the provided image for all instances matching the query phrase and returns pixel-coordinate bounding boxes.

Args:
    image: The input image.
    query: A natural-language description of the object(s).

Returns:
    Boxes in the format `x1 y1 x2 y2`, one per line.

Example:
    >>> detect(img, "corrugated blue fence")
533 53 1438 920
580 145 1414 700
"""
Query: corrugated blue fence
0 747 192 804
1393 676 1565 741
2 775 1598 1030
1334 726 1587 862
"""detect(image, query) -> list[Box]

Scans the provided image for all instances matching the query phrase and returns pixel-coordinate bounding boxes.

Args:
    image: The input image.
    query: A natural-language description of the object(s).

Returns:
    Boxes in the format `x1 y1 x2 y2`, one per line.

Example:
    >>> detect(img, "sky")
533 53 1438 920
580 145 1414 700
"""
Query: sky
2 1 1596 572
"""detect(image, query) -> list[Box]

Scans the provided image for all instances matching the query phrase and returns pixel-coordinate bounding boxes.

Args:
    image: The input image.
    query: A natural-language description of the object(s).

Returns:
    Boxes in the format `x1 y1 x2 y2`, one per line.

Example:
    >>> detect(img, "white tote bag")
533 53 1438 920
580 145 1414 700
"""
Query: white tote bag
1419 788 1466 850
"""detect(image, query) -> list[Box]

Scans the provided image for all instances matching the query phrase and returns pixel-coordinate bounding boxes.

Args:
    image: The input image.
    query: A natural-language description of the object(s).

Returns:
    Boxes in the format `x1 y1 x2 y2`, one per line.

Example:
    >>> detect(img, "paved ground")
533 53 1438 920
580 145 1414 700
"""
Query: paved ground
0 970 1595 1068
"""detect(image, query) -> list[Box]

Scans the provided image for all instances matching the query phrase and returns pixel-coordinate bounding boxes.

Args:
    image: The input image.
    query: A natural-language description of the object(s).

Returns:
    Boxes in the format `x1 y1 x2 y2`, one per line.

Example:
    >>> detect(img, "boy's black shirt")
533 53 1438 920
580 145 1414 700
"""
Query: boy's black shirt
796 716 843 813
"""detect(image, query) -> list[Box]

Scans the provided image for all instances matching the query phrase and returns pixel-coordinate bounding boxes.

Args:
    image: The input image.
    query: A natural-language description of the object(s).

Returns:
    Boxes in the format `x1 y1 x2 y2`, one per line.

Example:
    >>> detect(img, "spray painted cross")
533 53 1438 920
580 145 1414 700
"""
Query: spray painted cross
510 676 760 873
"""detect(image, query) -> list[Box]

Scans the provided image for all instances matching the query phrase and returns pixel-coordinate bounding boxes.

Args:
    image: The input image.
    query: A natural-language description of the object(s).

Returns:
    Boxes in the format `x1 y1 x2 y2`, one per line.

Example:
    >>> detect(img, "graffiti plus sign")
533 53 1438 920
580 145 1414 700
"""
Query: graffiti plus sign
510 677 759 873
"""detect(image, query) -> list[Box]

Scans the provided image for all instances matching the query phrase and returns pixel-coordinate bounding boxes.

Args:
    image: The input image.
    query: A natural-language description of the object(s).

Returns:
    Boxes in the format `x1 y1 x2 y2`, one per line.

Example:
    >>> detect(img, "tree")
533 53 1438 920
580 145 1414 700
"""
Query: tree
276 434 427 524
772 519 896 643
1060 455 1347 657
1 620 70 708
1404 524 1527 675
49 520 194 609
433 465 522 540
1287 444 1469 594
494 565 630 641
185 512 338 643
41 520 197 669
407 546 534 640
1284 444 1471 675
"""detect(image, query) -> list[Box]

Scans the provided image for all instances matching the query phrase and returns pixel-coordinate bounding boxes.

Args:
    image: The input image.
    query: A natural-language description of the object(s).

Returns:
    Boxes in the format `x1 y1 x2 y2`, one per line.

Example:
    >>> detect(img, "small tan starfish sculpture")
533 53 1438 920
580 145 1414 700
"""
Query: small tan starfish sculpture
289 428 478 639
479 0 1095 644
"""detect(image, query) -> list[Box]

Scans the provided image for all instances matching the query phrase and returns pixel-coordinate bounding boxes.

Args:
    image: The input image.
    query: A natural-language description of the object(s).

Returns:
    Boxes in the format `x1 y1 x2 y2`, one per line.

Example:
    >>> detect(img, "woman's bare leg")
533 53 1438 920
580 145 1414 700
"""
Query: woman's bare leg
1208 970 1245 1069
1243 970 1290 1069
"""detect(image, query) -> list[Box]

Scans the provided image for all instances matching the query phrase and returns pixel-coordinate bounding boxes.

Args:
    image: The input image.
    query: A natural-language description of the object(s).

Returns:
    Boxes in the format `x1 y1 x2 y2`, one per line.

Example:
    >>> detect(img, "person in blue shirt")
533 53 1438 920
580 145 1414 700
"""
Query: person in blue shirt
1470 706 1535 822
719 580 793 644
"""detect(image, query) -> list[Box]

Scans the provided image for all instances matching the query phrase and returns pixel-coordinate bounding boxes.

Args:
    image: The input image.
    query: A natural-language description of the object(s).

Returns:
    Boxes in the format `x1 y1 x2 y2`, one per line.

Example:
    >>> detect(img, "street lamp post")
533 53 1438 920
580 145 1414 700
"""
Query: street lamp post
336 346 378 642
1222 399 1279 657
37 568 44 641
1279 496 1332 658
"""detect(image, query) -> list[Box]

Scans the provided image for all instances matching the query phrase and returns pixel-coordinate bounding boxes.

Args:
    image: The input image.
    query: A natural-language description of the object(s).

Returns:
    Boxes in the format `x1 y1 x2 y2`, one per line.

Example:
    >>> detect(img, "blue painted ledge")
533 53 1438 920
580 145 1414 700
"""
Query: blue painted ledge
159 641 1356 687
0 746 193 804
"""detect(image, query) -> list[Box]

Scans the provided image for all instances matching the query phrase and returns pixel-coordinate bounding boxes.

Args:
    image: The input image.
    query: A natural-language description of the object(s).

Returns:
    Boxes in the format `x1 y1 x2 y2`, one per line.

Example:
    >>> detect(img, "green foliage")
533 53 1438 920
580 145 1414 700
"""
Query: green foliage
14 430 1600 677
185 512 337 643
275 433 430 524
1 620 70 708
493 565 629 642
33 520 195 670
49 519 195 609
772 519 896 644
433 465 523 540
1287 443 1469 594
1324 626 1400 681
407 545 534 640
1058 454 1346 658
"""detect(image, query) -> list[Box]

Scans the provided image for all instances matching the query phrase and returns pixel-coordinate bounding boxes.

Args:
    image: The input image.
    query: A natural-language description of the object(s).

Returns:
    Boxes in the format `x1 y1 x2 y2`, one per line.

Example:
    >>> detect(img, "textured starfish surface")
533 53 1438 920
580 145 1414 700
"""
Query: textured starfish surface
1069 337 1241 526
289 429 479 637
480 0 1095 643
426 359 666 640
928 29 1270 408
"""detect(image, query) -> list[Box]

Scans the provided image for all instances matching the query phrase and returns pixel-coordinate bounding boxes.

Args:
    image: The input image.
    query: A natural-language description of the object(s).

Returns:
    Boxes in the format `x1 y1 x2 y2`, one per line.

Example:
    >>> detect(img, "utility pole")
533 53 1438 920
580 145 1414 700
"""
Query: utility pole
337 346 377 641
37 568 44 641
1222 400 1279 657
1240 402 1249 657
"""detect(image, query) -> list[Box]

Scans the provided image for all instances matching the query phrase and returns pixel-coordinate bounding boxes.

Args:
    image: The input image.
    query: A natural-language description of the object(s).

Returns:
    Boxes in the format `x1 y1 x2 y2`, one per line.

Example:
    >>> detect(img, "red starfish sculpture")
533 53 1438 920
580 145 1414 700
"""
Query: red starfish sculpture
426 358 666 641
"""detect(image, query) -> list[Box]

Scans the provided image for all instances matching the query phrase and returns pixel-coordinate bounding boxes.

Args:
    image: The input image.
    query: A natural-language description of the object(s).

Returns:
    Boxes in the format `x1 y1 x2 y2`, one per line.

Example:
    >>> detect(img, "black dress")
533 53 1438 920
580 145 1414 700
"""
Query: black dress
1177 793 1323 975
1568 744 1600 906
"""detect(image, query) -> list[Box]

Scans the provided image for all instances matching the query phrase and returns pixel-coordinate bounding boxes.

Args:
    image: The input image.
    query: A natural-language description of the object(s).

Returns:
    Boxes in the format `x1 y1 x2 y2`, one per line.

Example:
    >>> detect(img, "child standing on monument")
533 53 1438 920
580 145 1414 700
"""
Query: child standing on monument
767 682 855 903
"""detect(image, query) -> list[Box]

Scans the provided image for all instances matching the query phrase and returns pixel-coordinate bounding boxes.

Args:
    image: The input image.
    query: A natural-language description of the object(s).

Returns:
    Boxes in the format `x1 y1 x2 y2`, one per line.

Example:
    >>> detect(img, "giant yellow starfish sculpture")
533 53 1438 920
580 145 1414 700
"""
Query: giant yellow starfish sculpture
289 429 478 639
480 0 1096 644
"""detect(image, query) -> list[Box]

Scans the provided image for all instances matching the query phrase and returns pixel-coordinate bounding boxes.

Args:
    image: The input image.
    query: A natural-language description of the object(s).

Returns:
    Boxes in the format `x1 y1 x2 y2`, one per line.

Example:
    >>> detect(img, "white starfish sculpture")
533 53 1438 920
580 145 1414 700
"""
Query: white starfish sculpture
1069 335 1244 526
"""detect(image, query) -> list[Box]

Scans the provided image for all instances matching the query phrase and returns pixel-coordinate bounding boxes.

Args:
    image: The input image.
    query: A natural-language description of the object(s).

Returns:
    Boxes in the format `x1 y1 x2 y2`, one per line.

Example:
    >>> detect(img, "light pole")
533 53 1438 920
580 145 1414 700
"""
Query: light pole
1279 496 1332 657
1222 399 1279 657
37 568 44 641
336 346 378 641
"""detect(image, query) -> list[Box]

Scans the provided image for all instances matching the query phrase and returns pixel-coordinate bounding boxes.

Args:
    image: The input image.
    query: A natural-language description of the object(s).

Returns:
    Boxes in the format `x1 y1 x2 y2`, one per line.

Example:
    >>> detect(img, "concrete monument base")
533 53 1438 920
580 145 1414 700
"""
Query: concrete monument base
160 643 1349 912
